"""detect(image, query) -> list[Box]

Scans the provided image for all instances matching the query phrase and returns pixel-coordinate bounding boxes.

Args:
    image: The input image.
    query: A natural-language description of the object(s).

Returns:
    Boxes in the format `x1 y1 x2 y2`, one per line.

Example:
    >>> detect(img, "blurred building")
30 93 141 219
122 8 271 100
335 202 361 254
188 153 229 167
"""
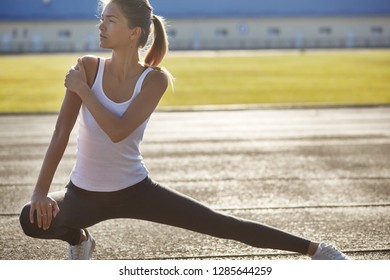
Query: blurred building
0 0 389 53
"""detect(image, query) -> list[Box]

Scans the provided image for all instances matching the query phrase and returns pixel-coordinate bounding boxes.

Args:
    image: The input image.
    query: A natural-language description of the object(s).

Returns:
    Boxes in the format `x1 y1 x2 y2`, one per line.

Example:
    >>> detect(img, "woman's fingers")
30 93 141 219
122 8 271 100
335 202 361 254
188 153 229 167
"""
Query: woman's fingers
29 202 43 228
36 205 43 228
29 197 60 230
52 200 60 218
44 200 60 230
29 204 36 224
42 203 51 230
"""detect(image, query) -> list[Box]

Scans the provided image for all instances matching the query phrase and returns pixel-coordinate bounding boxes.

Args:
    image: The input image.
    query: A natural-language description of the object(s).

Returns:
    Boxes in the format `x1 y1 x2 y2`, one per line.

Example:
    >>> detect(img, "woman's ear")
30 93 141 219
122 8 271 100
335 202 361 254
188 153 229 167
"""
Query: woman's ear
129 27 142 41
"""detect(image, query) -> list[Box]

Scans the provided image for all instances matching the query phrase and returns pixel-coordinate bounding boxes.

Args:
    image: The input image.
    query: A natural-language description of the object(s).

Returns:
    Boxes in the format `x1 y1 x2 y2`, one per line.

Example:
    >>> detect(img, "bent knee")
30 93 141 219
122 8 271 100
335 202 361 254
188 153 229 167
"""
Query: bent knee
19 203 36 237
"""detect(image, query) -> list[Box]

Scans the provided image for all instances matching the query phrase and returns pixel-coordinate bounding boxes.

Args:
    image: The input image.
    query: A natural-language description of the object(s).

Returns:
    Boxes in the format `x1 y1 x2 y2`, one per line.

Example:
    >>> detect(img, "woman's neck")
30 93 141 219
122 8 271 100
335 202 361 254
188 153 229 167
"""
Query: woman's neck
109 48 143 81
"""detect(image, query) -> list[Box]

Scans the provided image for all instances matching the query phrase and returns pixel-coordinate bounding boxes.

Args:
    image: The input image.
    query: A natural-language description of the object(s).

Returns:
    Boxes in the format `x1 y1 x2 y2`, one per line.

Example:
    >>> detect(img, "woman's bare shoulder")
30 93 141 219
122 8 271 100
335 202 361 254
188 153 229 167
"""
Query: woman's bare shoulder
80 55 100 88
80 54 100 69
144 67 169 88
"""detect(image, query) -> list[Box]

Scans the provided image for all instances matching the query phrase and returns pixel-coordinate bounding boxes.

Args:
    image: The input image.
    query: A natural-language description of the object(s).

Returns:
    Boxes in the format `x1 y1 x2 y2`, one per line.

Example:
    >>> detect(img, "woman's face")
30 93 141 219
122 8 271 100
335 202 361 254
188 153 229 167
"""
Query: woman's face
99 2 136 49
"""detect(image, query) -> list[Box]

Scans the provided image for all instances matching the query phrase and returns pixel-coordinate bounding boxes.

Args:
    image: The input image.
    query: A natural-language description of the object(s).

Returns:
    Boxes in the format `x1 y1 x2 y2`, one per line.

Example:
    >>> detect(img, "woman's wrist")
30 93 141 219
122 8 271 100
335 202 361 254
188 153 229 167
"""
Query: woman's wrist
32 188 48 198
76 82 90 99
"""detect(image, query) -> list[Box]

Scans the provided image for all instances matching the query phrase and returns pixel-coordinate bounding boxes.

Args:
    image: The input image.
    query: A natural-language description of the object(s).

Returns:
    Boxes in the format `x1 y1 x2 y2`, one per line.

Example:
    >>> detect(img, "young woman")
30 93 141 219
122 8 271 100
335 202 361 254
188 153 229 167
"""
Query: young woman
19 0 349 260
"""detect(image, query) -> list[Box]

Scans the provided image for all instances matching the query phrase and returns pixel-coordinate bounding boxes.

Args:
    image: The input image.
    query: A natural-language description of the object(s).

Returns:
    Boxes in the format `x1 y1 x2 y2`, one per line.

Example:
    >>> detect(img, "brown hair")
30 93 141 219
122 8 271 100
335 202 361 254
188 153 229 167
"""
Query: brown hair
100 0 172 76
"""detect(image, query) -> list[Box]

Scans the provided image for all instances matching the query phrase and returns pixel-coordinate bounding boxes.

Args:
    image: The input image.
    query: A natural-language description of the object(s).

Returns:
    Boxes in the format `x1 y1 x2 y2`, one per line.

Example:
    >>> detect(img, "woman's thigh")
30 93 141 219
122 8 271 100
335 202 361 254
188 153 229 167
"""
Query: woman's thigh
116 178 248 237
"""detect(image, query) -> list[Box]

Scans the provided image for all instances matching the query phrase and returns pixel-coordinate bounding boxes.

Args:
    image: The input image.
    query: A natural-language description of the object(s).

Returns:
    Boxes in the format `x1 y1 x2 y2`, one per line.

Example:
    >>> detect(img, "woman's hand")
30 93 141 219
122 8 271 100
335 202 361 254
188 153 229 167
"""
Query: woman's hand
64 58 88 96
29 192 60 231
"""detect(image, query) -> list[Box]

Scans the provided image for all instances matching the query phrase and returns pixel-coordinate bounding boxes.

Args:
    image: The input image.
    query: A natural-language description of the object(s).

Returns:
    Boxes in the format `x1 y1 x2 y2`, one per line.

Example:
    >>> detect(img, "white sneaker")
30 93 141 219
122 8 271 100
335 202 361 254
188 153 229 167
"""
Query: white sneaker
311 243 350 260
68 229 96 260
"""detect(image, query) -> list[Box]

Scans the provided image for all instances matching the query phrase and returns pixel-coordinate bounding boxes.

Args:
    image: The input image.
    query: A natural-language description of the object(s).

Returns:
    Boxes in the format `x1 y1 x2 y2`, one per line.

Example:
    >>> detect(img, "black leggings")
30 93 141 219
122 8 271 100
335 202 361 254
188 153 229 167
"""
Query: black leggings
19 177 310 254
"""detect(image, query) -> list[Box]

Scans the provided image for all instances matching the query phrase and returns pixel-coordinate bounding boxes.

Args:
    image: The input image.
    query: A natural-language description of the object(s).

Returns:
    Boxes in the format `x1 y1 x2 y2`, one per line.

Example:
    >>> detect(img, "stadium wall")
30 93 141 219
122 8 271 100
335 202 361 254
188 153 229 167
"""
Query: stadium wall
1 16 389 53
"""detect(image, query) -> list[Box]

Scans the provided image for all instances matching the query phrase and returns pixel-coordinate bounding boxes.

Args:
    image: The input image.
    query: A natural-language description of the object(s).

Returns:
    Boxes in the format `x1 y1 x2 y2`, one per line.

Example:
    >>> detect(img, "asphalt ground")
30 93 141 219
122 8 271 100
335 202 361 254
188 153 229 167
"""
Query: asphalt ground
0 106 389 260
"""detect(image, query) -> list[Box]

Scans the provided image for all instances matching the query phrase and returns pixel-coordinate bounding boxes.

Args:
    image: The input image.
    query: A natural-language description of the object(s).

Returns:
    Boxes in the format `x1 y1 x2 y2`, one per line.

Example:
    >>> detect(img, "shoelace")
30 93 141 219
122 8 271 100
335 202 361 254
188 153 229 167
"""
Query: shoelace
321 245 346 259
69 244 82 259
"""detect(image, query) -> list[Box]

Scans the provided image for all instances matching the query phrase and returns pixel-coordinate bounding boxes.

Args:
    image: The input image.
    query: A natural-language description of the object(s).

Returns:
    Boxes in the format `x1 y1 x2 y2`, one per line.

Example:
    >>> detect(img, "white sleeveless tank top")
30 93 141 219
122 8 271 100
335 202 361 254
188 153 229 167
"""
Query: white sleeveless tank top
70 57 153 192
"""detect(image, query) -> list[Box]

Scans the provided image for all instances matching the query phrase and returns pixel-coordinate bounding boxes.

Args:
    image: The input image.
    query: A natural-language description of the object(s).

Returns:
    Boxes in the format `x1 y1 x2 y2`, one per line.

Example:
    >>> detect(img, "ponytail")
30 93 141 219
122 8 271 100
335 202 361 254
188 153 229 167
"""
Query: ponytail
144 15 168 67
144 14 174 86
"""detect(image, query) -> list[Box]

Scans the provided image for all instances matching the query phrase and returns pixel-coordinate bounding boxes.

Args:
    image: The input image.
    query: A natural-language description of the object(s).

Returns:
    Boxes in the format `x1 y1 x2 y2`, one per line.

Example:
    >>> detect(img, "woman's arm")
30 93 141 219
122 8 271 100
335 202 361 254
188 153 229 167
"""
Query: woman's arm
29 90 81 230
30 57 98 230
65 58 168 143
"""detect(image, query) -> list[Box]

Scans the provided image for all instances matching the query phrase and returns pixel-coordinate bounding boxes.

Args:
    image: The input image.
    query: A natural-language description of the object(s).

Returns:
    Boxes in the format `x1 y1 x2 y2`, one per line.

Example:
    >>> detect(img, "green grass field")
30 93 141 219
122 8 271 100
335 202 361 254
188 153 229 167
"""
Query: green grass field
0 50 389 112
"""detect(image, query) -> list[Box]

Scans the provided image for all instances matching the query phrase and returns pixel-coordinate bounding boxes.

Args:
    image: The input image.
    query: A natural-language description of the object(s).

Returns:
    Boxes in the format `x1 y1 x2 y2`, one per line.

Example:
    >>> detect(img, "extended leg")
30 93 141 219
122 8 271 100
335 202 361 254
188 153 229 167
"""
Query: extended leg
115 178 311 254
